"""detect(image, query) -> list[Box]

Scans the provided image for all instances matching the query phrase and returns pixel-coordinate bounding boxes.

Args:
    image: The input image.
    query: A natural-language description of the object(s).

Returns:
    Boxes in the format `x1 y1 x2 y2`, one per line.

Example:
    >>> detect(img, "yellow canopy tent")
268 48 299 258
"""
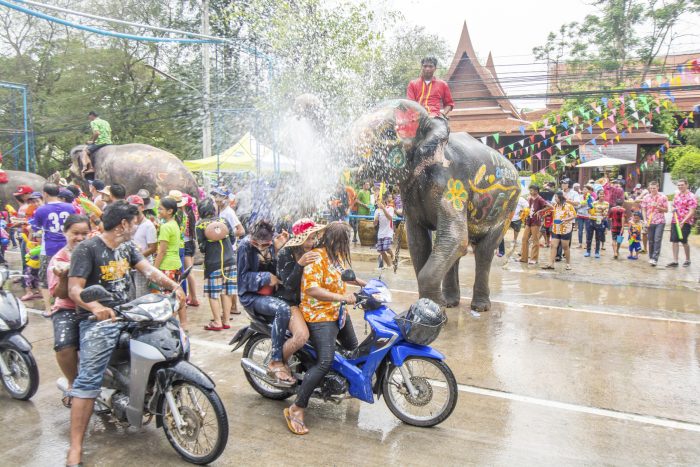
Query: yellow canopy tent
184 133 295 173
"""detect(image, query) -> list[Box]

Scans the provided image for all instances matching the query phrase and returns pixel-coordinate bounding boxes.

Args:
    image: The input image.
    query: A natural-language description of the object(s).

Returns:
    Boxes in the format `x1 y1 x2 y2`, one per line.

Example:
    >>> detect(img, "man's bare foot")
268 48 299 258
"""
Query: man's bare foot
66 447 82 466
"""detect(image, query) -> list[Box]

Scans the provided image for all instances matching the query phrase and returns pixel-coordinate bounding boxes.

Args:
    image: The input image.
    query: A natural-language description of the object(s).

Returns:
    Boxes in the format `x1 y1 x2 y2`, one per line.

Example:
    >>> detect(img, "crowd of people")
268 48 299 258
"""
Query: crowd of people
505 175 697 269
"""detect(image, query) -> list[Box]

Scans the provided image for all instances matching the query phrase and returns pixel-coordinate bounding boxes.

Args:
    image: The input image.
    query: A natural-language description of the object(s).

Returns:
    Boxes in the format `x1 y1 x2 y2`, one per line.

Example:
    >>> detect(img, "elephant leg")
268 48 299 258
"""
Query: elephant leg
470 228 502 312
406 218 432 279
416 215 468 306
442 258 461 308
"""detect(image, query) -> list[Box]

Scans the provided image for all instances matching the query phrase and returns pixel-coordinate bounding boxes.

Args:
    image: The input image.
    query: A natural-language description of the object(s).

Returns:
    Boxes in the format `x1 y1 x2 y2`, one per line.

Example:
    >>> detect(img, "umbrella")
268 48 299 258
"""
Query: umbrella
576 156 636 168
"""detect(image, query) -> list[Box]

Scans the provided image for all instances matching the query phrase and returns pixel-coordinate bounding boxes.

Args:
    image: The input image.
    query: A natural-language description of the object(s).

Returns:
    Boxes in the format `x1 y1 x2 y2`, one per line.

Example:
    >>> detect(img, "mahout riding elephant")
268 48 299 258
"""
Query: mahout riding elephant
68 144 199 197
0 170 47 209
349 99 519 311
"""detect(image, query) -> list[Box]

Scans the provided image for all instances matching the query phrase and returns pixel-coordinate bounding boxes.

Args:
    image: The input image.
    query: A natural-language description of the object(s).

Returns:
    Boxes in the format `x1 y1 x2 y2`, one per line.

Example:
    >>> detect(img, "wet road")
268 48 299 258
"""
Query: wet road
1 238 699 466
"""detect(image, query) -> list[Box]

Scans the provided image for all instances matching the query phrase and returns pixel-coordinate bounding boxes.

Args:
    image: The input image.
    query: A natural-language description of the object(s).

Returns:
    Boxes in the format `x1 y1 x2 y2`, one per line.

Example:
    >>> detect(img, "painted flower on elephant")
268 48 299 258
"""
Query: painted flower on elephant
445 178 468 211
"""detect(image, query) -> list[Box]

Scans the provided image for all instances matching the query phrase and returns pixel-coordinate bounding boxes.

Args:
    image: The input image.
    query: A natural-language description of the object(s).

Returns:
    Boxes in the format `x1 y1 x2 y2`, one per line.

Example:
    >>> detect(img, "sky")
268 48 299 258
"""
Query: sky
373 0 700 109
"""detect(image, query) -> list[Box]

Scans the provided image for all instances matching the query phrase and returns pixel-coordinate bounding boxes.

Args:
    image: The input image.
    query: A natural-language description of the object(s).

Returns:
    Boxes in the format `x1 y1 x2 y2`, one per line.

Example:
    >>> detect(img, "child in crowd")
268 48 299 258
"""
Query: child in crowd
541 208 553 248
374 193 395 270
627 211 643 260
0 218 8 265
608 199 626 260
20 232 41 301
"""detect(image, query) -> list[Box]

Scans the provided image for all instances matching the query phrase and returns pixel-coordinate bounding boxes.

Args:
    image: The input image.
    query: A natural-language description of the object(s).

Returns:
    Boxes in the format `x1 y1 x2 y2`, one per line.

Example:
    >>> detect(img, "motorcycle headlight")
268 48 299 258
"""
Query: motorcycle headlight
371 286 392 303
124 301 172 322
0 317 8 331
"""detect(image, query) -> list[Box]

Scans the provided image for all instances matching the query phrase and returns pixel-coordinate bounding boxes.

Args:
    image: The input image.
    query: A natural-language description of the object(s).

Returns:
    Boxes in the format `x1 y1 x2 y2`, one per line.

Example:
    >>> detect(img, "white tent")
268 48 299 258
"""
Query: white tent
576 156 636 168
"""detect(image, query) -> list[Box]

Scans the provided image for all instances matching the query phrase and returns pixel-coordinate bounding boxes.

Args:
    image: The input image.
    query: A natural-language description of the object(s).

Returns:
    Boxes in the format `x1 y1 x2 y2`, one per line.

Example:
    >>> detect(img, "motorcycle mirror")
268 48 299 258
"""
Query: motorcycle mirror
80 285 113 303
341 269 356 282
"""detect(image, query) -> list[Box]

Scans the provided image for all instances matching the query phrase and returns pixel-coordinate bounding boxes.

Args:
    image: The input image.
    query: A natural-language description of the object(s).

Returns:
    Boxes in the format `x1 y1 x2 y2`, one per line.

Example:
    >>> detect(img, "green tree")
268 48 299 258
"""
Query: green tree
682 128 700 148
670 151 700 188
663 145 699 172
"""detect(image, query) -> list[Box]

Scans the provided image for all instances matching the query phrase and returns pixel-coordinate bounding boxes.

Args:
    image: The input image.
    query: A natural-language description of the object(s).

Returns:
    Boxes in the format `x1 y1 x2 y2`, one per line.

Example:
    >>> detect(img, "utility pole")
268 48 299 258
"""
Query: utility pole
201 0 212 160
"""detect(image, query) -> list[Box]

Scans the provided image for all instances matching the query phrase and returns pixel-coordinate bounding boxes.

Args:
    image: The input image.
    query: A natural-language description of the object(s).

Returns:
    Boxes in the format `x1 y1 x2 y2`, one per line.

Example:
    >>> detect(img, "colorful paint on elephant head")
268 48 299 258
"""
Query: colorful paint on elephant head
394 106 420 140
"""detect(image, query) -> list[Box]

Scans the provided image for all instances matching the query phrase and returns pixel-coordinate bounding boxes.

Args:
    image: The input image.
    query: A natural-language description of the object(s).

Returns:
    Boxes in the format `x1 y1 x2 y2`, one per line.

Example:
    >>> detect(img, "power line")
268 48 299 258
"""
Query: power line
0 0 217 43
12 0 227 43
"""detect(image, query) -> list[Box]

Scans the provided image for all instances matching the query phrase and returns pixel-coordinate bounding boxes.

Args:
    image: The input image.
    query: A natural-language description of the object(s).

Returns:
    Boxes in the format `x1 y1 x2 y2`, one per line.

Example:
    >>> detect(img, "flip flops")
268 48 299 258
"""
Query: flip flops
284 408 308 435
204 321 223 331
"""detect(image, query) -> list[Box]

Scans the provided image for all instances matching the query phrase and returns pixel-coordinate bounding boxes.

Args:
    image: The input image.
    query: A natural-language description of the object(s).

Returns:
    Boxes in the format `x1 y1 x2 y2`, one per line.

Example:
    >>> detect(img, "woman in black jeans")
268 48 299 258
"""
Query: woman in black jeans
237 221 295 384
284 222 365 435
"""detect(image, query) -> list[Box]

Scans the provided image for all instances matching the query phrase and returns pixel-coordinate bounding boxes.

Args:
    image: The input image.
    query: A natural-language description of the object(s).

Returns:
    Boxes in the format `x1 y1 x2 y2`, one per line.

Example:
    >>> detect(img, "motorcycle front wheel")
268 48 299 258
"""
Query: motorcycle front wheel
0 348 39 400
158 381 228 465
382 357 458 427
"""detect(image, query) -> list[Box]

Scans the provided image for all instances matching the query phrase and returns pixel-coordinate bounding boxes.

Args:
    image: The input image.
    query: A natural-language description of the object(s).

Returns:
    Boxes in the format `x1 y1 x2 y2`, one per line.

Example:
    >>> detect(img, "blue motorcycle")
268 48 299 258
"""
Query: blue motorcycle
230 270 458 427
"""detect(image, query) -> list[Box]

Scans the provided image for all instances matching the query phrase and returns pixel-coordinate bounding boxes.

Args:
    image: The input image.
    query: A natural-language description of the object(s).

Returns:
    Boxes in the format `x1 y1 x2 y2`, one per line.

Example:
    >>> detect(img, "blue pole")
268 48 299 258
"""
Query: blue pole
22 86 29 172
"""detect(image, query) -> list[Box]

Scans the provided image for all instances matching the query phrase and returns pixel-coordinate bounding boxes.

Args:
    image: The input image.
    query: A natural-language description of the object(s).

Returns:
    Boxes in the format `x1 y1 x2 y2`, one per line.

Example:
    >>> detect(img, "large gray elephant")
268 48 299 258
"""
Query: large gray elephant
350 99 519 311
0 170 47 209
68 144 199 197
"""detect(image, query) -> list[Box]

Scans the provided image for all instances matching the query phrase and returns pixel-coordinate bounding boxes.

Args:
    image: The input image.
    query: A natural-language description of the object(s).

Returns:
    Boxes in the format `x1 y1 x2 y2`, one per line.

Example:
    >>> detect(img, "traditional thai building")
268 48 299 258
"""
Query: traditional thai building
442 22 678 188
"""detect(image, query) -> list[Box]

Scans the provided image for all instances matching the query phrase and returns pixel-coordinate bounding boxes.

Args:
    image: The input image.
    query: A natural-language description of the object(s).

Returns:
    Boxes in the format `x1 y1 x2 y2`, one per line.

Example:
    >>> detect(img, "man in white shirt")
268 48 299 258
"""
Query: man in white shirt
374 197 395 270
212 188 245 239
127 195 157 297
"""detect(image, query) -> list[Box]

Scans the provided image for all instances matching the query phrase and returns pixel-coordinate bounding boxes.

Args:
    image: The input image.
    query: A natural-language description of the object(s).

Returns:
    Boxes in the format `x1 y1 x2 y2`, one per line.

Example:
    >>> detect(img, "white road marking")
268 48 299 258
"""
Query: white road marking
456 383 700 433
25 308 700 432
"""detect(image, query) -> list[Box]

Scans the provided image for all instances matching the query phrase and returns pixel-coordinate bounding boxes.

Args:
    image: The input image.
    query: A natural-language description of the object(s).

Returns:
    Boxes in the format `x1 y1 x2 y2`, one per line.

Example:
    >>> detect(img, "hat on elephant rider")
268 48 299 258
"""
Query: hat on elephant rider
167 190 187 208
283 218 327 248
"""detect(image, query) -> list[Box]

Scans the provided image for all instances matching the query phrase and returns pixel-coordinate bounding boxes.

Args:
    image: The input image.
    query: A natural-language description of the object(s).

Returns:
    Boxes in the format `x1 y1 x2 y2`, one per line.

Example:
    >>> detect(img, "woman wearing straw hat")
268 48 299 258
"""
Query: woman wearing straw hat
274 219 325 366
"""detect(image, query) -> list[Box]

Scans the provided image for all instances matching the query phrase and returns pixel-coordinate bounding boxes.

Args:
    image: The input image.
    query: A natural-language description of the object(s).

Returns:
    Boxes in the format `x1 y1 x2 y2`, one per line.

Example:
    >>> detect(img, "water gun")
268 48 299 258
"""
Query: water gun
378 182 386 202
5 204 16 216
672 210 683 240
21 233 41 269
78 196 102 218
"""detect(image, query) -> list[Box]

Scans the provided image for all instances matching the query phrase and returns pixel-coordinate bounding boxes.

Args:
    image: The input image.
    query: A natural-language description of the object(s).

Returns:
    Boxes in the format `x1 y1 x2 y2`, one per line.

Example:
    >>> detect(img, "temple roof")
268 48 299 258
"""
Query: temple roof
445 22 522 120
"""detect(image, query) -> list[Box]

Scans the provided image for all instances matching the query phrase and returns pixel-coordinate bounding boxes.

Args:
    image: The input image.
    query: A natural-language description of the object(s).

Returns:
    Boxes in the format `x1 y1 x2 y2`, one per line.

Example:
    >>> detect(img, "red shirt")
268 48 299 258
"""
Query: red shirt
608 206 626 231
525 196 548 227
407 78 454 117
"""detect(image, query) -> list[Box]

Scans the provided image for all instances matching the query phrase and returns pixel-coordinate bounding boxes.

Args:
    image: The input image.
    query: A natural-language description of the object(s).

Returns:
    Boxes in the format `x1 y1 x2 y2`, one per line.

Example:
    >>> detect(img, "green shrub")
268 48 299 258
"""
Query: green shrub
671 153 700 190
664 145 700 172
530 172 556 187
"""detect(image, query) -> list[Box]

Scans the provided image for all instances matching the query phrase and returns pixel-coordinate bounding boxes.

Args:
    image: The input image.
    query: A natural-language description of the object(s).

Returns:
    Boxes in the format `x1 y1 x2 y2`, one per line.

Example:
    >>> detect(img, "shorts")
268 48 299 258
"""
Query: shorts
183 240 196 257
70 320 125 399
510 220 522 232
204 266 237 299
39 254 52 288
376 237 393 252
52 308 89 351
131 269 153 299
153 269 180 293
629 241 641 252
540 226 551 234
551 232 572 241
611 229 622 238
670 223 691 244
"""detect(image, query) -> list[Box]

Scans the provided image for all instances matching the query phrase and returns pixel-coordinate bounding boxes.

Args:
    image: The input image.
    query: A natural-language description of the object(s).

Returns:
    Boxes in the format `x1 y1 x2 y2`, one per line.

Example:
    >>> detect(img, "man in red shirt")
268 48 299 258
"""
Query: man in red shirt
520 185 551 264
407 57 454 118
607 199 626 259
406 56 454 159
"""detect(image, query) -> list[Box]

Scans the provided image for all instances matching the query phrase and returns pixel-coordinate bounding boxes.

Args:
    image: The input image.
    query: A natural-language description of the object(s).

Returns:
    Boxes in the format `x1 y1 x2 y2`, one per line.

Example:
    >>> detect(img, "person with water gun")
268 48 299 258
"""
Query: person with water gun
627 212 643 260
640 181 668 267
20 231 42 301
667 179 697 267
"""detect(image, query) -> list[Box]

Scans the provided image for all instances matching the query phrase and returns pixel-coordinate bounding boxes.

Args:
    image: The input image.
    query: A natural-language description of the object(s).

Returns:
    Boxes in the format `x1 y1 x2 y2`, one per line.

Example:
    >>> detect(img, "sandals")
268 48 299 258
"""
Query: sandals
204 321 223 331
62 392 73 408
541 265 555 270
267 366 295 387
186 298 200 307
284 408 308 435
222 324 231 330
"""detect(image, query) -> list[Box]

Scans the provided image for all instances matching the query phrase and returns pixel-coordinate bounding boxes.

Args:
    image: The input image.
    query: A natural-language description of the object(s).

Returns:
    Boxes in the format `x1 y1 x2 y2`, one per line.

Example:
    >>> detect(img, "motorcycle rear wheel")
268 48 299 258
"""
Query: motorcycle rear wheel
158 381 228 465
1 348 39 400
382 357 457 427
242 334 294 400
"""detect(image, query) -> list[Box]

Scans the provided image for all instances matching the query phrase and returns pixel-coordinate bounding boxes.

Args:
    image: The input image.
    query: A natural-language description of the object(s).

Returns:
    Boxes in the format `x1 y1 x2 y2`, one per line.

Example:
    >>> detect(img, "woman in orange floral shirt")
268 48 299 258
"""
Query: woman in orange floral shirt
542 191 576 271
284 223 366 435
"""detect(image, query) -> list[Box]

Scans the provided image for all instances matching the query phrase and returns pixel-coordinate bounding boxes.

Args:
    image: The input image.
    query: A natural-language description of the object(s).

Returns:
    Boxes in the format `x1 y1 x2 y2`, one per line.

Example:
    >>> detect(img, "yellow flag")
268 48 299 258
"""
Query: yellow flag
596 120 604 129
525 157 532 163
601 132 607 141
